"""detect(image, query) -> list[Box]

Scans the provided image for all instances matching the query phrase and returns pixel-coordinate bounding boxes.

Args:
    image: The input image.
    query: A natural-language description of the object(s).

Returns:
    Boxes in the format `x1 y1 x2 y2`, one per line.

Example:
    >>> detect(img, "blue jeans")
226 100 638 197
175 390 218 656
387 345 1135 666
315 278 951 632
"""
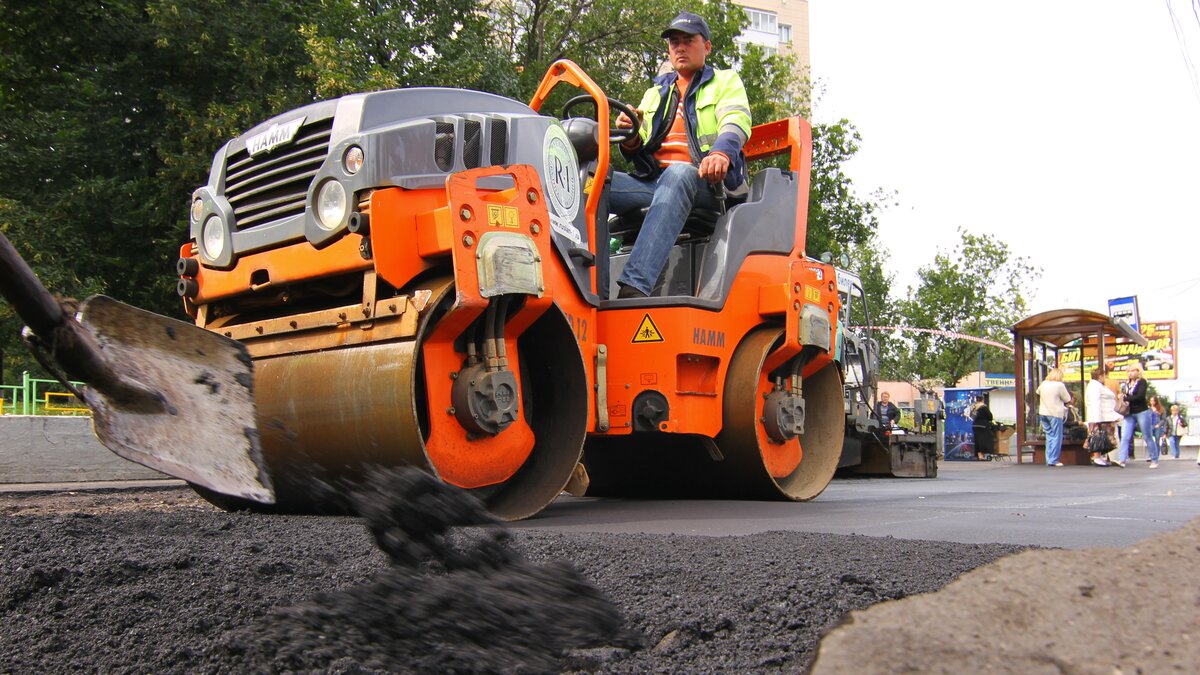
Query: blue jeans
1119 409 1158 463
1041 415 1064 465
611 165 720 295
1168 435 1181 459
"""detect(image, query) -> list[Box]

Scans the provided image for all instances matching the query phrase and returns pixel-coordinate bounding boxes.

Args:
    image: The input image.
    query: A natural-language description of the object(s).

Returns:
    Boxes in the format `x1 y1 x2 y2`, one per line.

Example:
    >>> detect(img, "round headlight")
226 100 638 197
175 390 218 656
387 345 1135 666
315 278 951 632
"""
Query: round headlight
316 180 348 231
202 215 225 260
190 198 205 224
343 146 364 175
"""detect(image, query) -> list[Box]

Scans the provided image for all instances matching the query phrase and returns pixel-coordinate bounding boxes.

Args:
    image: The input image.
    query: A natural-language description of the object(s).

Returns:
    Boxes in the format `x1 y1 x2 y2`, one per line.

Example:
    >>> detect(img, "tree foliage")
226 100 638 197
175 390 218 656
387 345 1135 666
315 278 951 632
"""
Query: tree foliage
889 228 1041 385
0 0 331 382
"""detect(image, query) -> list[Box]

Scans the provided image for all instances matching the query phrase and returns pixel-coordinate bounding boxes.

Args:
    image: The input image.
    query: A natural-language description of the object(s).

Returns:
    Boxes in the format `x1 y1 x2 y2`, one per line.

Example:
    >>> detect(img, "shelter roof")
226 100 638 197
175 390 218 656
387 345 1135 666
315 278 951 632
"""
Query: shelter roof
1012 309 1146 347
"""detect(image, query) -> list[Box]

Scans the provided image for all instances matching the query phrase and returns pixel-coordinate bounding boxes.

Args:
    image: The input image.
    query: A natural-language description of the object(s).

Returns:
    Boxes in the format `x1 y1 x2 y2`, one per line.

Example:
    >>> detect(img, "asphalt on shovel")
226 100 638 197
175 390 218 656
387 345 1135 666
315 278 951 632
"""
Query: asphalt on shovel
0 232 273 503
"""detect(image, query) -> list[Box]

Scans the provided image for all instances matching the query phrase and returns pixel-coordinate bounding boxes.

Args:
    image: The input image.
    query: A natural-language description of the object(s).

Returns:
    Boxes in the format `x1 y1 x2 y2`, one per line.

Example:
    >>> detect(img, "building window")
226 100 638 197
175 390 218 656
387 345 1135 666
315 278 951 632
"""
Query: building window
745 8 778 35
780 23 792 43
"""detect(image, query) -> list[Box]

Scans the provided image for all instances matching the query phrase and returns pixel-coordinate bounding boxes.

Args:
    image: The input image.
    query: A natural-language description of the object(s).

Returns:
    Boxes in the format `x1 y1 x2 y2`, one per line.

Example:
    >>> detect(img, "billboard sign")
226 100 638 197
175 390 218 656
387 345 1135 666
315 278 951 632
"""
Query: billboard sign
1058 321 1177 381
1108 296 1140 332
942 387 989 461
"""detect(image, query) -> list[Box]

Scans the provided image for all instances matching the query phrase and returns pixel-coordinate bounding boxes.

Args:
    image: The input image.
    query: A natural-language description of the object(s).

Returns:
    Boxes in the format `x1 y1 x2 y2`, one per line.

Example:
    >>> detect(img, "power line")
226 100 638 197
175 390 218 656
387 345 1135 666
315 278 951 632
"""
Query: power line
854 326 1015 352
1166 0 1200 105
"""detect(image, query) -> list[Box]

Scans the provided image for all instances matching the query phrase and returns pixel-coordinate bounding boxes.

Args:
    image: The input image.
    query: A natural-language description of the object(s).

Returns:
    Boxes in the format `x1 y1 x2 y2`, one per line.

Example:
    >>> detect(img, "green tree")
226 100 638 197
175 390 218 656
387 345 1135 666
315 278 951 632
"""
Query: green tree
891 228 1041 384
0 0 321 383
297 0 510 99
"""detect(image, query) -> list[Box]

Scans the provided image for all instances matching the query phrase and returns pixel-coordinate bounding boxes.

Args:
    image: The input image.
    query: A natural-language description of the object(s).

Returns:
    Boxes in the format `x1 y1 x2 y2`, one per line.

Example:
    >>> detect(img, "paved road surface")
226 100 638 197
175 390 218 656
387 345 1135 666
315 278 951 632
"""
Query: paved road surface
6 452 1199 550
515 458 1200 548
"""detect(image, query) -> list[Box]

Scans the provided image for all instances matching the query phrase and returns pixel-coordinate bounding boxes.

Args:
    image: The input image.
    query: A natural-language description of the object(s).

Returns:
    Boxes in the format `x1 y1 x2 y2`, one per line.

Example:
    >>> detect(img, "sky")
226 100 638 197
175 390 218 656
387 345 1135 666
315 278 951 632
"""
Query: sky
808 0 1200 401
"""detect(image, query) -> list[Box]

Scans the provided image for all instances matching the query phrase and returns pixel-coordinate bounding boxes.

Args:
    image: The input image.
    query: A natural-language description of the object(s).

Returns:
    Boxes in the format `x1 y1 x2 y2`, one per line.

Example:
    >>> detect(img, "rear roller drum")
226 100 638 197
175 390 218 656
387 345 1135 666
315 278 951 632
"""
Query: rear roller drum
712 327 844 501
582 327 843 501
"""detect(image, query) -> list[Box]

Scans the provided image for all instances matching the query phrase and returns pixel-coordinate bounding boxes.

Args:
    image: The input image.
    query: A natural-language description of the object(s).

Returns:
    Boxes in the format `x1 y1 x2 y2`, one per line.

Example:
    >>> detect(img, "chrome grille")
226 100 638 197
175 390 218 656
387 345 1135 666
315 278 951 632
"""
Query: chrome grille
224 118 333 230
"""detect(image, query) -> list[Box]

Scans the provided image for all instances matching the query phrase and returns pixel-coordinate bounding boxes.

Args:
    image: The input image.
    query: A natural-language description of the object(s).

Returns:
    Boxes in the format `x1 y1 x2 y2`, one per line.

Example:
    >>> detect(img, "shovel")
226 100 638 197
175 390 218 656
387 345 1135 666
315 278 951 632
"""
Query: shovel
0 232 274 503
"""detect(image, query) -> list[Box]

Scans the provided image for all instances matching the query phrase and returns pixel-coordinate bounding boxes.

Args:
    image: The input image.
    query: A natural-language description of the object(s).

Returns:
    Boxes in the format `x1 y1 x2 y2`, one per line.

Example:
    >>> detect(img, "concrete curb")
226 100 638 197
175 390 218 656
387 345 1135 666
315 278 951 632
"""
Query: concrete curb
0 416 167 483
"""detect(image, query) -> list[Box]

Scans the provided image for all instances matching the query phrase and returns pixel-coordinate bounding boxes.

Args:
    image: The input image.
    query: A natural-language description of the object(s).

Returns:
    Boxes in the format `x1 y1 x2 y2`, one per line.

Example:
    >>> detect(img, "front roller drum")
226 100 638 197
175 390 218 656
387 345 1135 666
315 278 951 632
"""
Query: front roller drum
232 285 588 520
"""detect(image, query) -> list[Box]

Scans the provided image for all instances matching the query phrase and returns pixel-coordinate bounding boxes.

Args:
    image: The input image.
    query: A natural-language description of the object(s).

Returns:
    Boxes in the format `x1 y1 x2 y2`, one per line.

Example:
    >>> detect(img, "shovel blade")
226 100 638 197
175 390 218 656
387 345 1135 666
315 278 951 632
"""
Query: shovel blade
76 296 274 503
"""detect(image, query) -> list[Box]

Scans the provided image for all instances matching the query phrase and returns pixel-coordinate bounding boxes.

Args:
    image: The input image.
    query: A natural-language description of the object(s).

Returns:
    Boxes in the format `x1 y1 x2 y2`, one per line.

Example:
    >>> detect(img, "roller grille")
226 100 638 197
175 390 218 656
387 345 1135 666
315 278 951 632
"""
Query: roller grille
434 122 455 171
223 118 334 230
489 119 508 165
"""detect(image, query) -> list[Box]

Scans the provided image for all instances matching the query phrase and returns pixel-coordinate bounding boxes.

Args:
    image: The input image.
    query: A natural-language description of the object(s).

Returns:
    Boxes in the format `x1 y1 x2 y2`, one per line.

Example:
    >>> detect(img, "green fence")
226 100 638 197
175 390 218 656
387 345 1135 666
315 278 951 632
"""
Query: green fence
0 372 89 416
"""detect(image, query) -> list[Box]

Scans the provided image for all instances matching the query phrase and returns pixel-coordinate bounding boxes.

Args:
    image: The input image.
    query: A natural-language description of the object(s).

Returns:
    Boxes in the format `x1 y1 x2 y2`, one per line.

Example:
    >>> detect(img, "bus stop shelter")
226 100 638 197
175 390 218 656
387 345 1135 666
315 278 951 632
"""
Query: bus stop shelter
1012 309 1146 465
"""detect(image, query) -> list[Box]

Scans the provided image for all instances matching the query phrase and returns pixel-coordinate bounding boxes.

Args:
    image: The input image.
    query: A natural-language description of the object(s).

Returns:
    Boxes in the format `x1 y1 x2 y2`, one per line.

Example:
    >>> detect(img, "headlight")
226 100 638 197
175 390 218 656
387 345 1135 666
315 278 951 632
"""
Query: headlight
202 215 225 260
343 146 364 175
316 180 348 231
190 198 204 224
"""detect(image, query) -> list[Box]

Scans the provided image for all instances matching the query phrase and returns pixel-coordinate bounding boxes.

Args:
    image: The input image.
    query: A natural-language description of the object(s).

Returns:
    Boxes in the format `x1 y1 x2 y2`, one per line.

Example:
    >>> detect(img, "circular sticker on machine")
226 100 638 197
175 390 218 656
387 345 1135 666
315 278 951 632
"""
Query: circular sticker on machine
542 124 580 222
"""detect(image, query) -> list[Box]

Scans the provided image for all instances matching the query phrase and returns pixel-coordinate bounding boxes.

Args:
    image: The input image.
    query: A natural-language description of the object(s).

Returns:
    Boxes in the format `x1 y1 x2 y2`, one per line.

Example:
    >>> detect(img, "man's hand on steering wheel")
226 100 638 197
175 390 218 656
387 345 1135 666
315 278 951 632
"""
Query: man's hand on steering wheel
615 108 644 149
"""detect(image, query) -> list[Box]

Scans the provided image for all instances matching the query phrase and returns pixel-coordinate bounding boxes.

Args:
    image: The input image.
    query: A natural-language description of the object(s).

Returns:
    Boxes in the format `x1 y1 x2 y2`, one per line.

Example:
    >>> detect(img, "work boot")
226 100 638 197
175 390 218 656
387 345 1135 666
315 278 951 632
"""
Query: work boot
617 283 648 299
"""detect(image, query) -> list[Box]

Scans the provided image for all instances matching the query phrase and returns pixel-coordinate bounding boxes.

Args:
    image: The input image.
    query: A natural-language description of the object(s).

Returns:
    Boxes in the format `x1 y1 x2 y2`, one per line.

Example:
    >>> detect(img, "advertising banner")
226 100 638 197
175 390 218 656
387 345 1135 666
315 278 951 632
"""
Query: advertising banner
1058 321 1177 381
943 388 987 460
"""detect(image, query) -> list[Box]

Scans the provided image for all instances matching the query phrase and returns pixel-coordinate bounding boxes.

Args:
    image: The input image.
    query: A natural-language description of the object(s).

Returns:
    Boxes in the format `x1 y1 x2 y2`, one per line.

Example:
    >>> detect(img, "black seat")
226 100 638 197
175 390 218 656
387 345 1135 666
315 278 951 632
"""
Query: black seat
608 204 723 250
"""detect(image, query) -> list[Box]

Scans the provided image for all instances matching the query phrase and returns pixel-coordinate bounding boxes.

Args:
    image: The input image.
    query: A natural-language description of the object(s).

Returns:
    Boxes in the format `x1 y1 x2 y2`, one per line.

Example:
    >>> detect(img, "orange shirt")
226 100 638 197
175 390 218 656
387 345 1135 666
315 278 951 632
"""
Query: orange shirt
656 74 692 168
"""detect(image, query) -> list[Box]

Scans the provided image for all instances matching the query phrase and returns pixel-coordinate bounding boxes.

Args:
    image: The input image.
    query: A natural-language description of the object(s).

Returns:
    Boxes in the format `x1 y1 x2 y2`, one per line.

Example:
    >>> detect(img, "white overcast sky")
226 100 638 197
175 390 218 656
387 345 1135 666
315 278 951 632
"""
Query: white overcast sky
809 0 1200 399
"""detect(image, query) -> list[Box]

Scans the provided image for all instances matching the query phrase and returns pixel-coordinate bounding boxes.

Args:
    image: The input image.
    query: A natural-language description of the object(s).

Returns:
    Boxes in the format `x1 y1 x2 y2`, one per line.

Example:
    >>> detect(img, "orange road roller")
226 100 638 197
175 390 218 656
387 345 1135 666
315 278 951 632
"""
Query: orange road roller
5 60 843 520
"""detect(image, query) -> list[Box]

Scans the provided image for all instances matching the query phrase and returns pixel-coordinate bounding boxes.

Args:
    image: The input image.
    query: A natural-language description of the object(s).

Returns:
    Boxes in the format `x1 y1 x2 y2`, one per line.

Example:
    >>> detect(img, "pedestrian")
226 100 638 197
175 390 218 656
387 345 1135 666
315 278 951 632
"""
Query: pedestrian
1167 404 1188 461
1036 368 1072 466
1083 368 1118 466
1116 364 1157 468
1149 396 1168 458
875 391 901 428
611 10 752 299
972 399 995 461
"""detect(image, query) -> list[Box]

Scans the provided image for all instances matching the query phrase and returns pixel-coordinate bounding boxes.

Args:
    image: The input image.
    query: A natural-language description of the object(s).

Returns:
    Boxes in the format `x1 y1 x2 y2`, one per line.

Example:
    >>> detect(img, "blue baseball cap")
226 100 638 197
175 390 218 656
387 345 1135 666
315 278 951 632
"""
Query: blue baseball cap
661 11 711 41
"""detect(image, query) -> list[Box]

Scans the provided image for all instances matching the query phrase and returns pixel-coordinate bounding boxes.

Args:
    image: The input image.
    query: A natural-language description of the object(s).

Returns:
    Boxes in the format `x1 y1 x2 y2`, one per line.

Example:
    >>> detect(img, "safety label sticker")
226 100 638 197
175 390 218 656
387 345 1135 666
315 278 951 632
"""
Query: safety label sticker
631 314 664 343
487 204 520 228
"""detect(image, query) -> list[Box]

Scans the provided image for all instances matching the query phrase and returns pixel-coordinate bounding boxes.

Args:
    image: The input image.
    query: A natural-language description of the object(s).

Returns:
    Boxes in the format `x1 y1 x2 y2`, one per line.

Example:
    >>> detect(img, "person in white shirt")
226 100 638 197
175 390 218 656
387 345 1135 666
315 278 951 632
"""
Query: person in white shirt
1084 368 1119 466
1036 368 1072 466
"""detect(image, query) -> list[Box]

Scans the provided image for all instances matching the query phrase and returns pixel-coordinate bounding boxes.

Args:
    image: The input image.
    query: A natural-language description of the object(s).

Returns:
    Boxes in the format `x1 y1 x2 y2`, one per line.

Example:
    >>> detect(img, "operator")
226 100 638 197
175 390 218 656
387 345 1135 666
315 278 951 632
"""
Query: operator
876 391 901 428
610 11 753 299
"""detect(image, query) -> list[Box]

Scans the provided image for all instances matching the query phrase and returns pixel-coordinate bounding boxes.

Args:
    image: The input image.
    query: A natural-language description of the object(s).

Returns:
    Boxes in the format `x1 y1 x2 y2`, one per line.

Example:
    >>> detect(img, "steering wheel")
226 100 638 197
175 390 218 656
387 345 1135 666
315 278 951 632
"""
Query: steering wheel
562 95 641 145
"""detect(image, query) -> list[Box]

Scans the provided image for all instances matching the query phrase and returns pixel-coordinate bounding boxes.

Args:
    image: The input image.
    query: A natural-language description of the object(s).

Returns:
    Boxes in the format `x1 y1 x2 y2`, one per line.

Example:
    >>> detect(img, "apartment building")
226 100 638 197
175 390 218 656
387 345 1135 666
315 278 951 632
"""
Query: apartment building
729 0 810 73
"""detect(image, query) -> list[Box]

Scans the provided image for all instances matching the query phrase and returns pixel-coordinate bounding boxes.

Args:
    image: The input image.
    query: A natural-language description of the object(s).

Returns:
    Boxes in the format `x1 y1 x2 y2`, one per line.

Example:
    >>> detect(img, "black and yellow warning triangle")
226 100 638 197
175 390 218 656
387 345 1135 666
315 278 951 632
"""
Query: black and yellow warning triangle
631 313 664 343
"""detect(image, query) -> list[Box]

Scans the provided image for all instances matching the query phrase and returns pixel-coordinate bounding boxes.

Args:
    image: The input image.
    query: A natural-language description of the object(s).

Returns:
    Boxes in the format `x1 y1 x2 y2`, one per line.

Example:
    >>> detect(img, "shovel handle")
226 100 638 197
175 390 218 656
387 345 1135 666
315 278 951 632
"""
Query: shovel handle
0 232 163 410
0 232 68 338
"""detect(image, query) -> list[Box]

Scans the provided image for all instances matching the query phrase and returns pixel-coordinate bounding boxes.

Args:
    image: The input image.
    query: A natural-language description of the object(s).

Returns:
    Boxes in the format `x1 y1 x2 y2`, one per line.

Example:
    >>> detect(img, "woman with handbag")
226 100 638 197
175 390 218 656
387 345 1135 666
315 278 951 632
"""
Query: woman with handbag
1116 364 1157 468
1036 368 1072 466
1084 368 1119 466
1167 404 1188 460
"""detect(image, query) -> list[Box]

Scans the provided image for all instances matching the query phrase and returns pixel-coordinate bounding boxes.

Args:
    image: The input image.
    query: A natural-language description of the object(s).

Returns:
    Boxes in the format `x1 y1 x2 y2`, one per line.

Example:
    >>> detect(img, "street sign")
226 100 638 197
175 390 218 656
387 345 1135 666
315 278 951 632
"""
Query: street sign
1108 296 1140 332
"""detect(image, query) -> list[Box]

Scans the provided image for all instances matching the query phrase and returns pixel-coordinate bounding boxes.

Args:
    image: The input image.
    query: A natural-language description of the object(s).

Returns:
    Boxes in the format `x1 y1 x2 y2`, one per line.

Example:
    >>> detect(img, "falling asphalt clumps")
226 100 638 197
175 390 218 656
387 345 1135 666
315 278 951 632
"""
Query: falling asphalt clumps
219 468 637 672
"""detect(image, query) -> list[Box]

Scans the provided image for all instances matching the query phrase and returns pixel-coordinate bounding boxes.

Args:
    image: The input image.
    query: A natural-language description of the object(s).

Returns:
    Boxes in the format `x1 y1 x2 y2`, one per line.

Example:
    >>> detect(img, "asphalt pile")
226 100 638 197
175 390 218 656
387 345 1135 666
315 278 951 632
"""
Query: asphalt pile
224 468 636 672
0 477 1026 673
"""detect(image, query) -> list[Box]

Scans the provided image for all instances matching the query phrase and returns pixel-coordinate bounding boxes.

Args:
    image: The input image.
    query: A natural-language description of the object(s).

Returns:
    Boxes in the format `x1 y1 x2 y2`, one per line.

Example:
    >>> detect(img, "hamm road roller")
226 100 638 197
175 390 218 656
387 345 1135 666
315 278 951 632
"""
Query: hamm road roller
2 61 843 520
